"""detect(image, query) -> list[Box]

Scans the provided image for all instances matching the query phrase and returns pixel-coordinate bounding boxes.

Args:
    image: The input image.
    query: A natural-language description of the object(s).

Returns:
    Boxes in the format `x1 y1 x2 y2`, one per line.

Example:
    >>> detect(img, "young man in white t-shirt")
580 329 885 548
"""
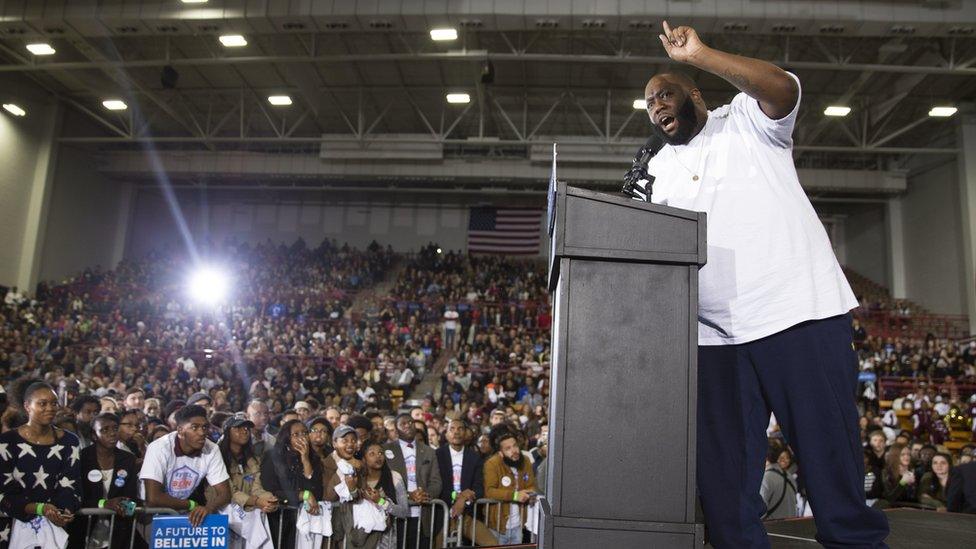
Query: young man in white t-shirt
638 21 889 548
139 404 231 526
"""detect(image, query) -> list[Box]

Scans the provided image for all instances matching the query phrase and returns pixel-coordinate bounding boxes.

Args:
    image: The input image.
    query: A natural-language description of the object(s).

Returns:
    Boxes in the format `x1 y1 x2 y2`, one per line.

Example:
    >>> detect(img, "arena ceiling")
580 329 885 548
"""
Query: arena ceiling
1 0 975 186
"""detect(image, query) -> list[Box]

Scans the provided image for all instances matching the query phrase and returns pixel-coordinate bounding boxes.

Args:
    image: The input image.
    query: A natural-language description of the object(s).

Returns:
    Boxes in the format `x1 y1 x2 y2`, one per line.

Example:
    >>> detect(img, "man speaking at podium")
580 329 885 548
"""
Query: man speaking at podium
640 21 890 548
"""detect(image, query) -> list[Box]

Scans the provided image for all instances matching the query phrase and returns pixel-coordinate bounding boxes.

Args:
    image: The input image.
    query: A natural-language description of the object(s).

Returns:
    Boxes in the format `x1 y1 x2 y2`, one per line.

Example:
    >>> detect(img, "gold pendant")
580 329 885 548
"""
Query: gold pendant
692 175 699 181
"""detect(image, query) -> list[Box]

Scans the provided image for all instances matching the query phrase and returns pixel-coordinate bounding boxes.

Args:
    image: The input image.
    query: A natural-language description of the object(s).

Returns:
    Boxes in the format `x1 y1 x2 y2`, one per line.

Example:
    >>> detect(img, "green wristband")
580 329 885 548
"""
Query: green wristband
378 497 386 507
187 500 197 511
512 491 519 502
36 503 45 516
98 499 107 509
303 490 311 501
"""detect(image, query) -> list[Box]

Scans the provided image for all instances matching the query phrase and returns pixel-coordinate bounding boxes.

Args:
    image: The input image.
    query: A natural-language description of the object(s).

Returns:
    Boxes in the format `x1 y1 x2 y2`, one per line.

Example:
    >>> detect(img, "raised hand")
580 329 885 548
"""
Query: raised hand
659 20 706 63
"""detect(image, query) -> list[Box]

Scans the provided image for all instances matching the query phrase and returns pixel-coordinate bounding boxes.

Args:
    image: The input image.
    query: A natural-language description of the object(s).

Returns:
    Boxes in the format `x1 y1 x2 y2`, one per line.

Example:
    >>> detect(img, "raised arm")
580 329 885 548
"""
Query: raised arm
659 20 798 119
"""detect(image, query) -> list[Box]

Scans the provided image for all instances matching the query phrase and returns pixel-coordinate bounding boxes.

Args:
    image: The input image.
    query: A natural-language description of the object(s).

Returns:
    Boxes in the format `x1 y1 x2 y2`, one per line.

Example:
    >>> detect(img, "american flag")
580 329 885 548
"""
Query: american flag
467 207 543 255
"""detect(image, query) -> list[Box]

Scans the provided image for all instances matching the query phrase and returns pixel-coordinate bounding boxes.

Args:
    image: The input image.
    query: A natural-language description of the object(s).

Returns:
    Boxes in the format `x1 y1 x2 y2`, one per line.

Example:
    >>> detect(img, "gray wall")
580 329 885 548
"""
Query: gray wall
902 161 967 314
841 204 889 288
812 202 889 288
0 83 58 289
38 146 129 283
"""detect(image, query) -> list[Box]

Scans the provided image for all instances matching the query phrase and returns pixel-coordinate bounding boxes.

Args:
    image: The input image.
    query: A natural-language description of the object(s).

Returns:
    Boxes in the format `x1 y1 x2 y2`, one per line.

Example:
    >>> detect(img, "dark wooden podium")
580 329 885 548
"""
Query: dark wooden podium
539 181 707 548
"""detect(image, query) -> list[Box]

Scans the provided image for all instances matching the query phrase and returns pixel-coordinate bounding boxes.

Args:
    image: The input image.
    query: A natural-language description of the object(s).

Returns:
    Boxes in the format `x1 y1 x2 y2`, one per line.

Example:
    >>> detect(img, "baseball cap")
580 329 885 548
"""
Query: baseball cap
222 413 255 431
295 400 311 411
187 392 212 406
333 425 358 441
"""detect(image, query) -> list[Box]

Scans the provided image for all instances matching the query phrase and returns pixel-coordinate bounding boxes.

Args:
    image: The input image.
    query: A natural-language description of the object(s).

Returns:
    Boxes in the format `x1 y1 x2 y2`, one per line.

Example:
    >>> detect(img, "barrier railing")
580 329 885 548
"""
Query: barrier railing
29 499 537 549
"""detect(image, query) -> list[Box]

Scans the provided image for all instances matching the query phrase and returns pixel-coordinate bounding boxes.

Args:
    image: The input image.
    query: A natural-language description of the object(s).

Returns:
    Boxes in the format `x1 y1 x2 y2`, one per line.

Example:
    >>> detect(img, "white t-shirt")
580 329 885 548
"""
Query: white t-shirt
443 310 459 330
648 73 856 345
138 431 229 500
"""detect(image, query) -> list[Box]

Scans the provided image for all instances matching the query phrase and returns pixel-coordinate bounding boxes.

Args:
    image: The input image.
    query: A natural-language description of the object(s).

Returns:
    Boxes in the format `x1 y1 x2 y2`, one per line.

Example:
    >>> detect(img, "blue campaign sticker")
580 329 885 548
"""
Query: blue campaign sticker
115 476 126 488
150 514 229 549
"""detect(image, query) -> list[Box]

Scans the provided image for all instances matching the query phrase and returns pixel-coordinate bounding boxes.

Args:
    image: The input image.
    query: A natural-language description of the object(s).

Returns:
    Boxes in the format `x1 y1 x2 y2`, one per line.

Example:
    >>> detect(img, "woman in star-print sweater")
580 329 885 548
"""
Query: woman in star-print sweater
0 382 81 549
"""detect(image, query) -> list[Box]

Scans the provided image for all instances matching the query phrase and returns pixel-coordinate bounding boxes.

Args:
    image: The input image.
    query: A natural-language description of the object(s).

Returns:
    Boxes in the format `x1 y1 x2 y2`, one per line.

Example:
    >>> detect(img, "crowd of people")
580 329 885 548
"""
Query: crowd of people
7 237 976 548
0 380 547 549
0 239 555 549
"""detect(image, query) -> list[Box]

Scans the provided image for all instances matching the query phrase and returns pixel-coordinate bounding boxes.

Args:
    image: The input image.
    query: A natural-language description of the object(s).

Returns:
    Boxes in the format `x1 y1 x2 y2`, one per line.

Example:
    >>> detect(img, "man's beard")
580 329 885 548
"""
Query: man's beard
651 96 699 146
503 454 525 468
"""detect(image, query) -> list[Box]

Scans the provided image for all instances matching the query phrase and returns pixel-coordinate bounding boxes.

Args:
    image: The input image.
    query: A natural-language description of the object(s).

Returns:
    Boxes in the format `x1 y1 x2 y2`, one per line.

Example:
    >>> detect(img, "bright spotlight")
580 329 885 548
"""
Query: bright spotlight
436 247 443 254
188 267 229 305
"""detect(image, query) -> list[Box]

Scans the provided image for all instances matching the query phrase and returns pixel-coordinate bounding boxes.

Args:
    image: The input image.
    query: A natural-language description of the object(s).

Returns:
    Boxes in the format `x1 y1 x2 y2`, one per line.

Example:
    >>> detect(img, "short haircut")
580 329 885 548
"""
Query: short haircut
395 412 412 424
70 395 101 413
119 408 140 420
651 71 698 92
125 387 145 398
347 414 373 432
93 413 120 428
767 442 788 464
23 382 55 404
174 404 208 426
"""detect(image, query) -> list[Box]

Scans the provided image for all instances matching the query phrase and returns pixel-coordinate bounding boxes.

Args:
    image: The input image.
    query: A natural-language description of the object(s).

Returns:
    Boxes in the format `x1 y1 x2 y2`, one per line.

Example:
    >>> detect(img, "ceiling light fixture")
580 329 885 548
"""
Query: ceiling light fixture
928 106 957 117
102 99 127 111
219 34 247 47
26 43 56 55
430 28 458 41
3 103 26 116
446 93 470 104
267 95 292 106
633 99 647 110
823 105 851 117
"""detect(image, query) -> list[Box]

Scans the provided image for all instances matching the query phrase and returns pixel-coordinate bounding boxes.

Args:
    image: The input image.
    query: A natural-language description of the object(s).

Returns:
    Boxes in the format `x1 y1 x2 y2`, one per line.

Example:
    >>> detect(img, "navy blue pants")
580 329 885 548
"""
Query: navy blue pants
697 313 890 548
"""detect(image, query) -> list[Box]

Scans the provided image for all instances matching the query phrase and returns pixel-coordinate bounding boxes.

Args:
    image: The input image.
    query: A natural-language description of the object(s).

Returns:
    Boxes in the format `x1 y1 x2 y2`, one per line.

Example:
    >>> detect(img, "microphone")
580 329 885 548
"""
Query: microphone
621 134 665 202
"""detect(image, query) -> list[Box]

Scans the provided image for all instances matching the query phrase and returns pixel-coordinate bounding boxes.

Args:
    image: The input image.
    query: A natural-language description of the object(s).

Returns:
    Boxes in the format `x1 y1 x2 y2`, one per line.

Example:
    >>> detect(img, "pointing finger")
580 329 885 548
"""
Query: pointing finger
662 20 672 38
659 34 671 50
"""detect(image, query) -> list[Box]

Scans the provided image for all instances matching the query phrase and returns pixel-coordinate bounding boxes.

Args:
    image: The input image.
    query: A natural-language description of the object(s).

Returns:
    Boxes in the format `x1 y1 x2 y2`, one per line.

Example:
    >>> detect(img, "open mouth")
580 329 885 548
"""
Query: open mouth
659 115 676 133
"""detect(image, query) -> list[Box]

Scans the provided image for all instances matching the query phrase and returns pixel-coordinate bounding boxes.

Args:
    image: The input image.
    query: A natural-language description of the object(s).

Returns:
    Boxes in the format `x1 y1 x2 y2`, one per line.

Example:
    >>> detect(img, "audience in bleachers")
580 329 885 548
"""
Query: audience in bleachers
6 241 976 549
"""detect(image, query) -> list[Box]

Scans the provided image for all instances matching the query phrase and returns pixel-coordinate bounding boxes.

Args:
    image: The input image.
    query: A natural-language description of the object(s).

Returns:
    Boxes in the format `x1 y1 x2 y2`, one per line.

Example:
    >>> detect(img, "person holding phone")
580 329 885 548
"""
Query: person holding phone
0 382 82 548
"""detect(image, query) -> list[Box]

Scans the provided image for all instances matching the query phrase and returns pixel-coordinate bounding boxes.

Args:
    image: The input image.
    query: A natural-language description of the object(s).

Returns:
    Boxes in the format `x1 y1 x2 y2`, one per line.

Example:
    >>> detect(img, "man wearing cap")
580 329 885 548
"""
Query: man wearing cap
384 413 442 548
324 425 364 545
294 401 312 422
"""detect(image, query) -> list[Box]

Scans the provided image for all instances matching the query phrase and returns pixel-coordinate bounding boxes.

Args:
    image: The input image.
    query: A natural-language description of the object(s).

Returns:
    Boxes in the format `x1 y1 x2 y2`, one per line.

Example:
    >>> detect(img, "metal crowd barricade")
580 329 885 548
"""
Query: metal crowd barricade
73 506 178 549
70 499 524 549
465 498 539 547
